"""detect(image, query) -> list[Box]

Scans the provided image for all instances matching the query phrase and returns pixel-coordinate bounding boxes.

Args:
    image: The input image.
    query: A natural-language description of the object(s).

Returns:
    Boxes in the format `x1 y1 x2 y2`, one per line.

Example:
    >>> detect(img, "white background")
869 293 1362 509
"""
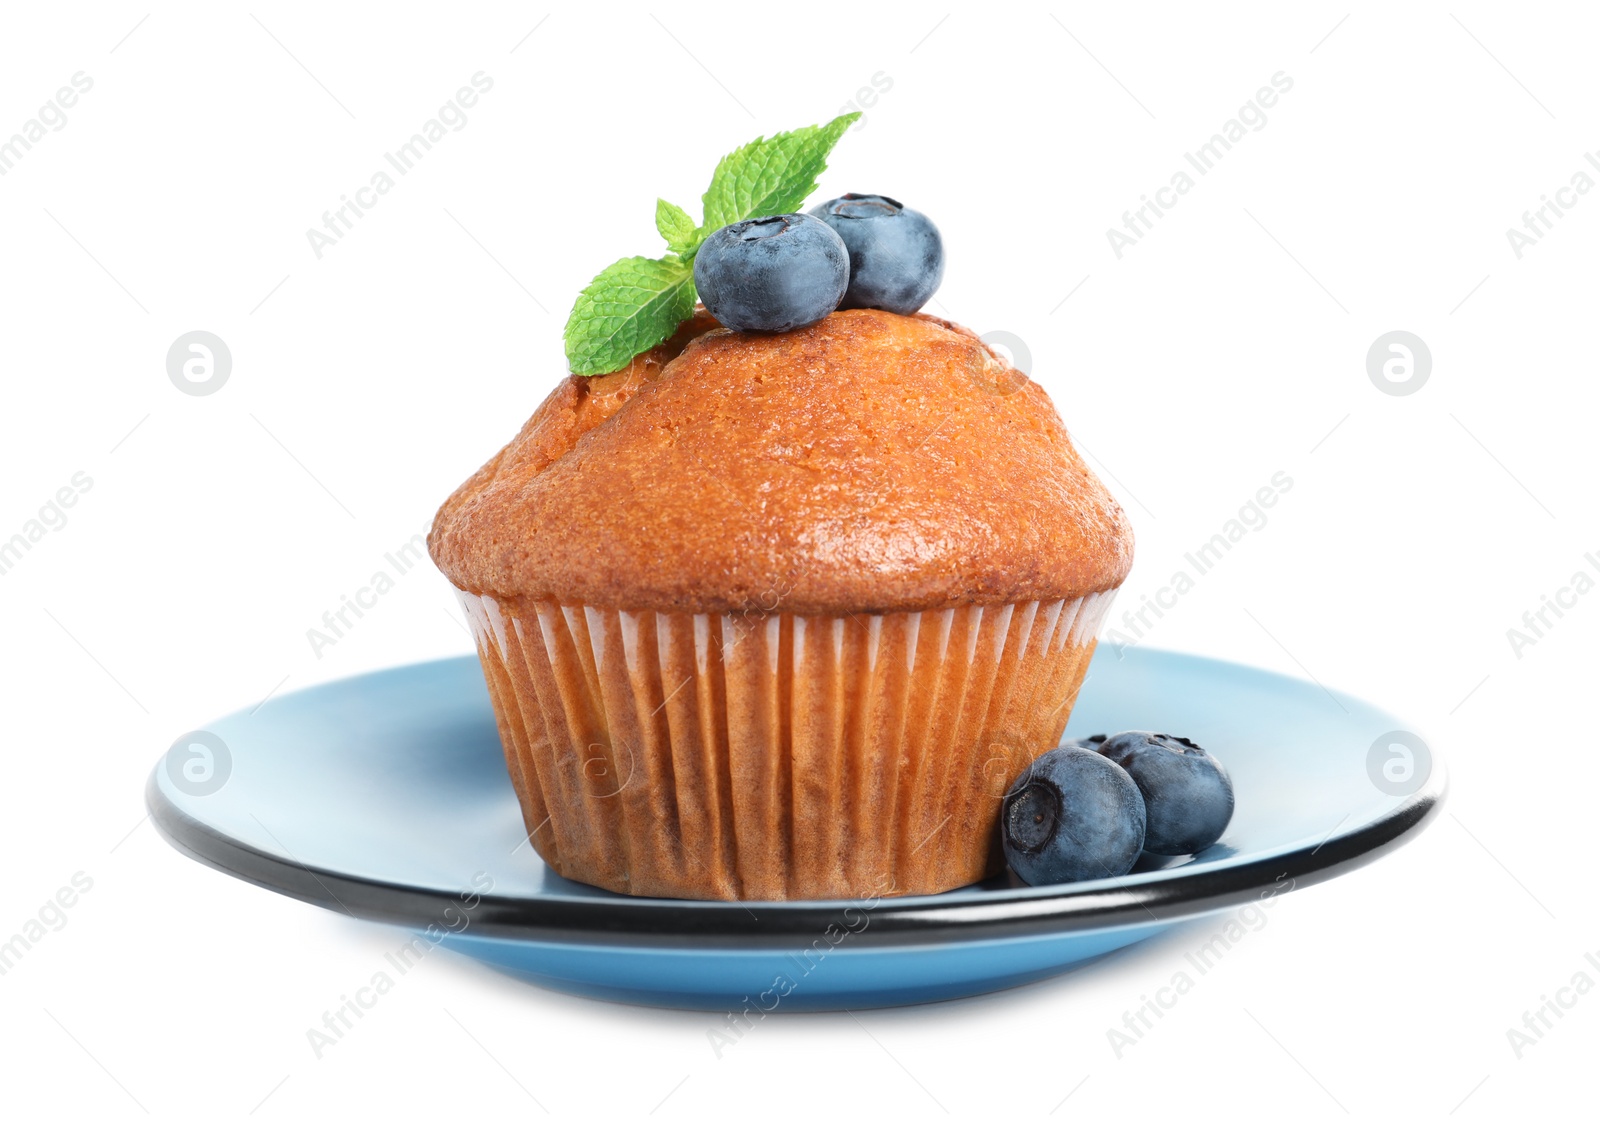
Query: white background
1 2 1594 1123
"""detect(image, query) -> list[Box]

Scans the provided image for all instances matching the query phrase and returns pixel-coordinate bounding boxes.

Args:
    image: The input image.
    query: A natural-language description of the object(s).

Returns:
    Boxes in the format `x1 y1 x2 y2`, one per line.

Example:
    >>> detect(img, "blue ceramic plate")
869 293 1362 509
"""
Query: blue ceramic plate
148 649 1443 1010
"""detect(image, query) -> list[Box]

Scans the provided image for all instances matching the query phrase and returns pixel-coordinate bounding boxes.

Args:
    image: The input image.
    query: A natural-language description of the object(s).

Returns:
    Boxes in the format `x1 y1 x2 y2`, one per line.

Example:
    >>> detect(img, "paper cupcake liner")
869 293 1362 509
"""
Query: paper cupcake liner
457 589 1117 901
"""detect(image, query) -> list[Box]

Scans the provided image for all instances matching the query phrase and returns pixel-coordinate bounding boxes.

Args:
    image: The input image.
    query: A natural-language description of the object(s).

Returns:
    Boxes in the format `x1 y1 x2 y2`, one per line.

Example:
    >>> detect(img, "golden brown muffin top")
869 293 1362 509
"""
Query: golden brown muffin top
429 308 1132 615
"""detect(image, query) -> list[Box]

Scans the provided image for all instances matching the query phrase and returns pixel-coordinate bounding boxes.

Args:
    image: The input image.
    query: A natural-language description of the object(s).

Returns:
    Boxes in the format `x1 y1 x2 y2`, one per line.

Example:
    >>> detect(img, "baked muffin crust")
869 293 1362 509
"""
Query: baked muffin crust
430 308 1132 615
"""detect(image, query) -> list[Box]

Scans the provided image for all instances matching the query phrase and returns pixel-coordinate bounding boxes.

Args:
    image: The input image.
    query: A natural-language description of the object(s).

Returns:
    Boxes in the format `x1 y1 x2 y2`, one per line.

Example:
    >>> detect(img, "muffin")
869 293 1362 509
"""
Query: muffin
429 307 1133 900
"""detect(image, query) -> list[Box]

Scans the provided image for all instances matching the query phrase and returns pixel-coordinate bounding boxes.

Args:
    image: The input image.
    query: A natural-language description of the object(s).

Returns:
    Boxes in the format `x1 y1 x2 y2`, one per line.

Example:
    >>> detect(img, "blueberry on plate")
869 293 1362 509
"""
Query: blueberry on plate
808 194 944 315
692 213 849 333
1097 731 1235 856
1000 747 1146 885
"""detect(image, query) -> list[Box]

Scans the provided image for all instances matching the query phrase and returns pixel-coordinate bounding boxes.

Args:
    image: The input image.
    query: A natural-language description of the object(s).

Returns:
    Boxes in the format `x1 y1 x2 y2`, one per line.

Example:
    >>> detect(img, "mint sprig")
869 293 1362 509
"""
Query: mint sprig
563 257 696 378
562 112 861 376
699 114 860 232
654 199 698 256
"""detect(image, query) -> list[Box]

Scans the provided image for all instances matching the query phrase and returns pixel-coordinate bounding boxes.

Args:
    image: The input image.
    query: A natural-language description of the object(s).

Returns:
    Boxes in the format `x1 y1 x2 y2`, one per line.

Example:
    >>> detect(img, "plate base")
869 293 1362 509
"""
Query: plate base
148 649 1443 1012
439 920 1173 1010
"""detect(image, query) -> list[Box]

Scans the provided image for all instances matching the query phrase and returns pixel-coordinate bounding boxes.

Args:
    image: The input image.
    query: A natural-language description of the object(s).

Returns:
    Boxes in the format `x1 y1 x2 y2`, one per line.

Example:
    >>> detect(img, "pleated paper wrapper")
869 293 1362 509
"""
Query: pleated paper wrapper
458 589 1118 901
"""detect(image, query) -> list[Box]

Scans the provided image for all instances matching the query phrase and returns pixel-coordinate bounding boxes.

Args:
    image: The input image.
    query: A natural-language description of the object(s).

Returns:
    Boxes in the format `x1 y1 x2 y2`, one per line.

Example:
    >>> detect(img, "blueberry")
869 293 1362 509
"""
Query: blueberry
1097 732 1234 856
1000 747 1146 885
808 194 944 314
692 213 849 333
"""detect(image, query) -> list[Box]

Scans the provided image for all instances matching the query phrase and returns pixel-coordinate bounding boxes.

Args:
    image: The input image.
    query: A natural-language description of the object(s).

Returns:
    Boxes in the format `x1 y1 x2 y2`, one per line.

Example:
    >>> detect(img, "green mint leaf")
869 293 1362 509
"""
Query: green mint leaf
563 256 696 376
561 115 863 376
655 198 699 255
700 112 861 231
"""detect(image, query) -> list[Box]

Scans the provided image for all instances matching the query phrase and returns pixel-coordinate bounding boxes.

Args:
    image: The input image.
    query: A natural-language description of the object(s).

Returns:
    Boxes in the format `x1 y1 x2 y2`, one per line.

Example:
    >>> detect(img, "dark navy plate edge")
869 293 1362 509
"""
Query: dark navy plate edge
146 765 1445 951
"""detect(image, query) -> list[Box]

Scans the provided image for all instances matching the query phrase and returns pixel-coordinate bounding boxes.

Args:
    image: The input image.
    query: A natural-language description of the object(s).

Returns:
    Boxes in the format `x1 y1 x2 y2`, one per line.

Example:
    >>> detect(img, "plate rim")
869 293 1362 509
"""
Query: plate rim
147 651 1447 951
